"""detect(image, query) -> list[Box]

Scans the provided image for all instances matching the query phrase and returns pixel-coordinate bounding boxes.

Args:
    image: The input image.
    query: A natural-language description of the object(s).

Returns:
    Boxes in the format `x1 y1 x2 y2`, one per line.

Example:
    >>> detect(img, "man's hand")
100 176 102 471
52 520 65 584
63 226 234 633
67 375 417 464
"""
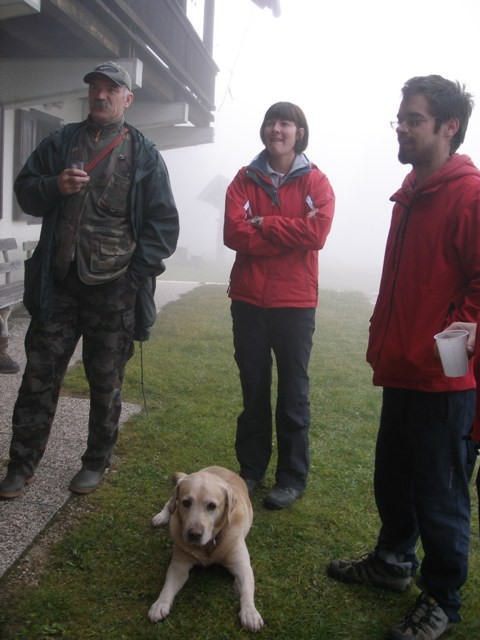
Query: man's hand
57 168 90 196
436 321 477 358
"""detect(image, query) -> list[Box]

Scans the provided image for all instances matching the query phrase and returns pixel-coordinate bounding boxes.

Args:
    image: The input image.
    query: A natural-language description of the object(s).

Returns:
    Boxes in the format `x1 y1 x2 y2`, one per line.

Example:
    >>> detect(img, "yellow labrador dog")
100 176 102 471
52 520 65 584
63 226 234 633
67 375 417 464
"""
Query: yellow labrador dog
148 465 264 632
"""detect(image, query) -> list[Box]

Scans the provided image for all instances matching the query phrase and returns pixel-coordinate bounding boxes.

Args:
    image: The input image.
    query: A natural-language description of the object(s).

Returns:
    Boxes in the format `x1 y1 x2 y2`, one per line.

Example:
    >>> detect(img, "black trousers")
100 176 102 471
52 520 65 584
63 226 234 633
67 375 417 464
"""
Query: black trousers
231 301 315 489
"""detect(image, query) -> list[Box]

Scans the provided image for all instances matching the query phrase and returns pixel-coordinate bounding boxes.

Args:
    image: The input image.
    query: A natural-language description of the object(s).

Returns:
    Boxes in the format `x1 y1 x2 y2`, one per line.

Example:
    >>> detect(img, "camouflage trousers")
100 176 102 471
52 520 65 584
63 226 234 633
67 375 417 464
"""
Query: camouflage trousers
8 266 137 476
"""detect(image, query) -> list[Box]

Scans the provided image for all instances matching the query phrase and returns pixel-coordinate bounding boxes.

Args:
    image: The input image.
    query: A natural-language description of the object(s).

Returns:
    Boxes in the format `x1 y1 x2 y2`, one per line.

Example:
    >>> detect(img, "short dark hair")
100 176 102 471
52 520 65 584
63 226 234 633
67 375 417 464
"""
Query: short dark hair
401 75 474 153
260 102 309 153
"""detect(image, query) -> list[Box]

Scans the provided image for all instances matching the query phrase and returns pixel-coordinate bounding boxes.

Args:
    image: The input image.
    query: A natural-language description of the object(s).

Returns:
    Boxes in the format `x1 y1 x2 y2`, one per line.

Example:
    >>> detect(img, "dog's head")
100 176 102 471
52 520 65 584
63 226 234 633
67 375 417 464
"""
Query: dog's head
167 471 237 546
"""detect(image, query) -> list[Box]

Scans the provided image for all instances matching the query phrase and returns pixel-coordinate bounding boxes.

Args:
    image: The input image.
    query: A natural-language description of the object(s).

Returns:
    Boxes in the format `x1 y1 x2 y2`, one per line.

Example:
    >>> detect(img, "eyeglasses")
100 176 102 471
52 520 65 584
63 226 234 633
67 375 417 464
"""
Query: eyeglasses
390 116 436 130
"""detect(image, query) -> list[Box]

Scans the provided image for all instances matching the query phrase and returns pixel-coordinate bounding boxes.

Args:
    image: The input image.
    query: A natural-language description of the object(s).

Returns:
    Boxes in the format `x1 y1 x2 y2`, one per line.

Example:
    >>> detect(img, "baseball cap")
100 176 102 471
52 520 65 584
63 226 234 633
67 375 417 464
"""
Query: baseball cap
83 61 132 91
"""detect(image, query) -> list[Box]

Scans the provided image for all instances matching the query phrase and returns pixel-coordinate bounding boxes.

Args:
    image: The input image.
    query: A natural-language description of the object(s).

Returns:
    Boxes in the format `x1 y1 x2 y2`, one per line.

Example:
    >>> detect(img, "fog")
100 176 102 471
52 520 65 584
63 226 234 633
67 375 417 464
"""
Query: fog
162 0 480 294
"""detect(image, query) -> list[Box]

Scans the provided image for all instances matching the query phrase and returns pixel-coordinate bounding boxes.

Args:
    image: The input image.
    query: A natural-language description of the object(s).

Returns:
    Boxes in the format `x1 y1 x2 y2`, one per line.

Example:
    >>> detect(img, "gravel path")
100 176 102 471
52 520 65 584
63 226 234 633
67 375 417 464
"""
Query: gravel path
0 280 200 578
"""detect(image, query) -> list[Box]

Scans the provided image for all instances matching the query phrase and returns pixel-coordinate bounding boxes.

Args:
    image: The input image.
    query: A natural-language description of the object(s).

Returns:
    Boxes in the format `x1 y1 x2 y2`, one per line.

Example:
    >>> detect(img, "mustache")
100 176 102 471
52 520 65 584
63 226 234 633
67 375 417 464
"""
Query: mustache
93 99 111 109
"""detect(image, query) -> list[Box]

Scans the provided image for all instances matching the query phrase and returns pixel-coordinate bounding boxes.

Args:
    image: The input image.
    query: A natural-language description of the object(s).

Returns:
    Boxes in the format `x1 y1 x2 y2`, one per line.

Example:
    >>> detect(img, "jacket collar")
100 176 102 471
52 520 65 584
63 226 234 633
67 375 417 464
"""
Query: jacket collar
245 149 312 205
249 148 311 178
391 153 480 205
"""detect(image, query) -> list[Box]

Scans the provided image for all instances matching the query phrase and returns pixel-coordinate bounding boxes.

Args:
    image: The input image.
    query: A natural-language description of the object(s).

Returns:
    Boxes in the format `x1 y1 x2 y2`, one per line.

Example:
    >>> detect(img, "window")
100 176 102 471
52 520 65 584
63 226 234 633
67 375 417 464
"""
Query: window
13 108 63 223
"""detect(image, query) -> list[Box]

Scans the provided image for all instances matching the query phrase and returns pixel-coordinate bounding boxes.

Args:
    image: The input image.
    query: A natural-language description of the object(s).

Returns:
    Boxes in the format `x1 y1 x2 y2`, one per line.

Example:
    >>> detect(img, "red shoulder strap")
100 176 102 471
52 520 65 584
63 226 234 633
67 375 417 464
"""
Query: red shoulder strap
85 127 128 173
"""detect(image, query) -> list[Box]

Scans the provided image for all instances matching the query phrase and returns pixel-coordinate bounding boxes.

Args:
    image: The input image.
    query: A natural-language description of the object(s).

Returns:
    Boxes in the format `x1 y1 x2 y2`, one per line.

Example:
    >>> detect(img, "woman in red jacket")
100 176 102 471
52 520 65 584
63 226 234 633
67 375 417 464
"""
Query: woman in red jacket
223 102 335 509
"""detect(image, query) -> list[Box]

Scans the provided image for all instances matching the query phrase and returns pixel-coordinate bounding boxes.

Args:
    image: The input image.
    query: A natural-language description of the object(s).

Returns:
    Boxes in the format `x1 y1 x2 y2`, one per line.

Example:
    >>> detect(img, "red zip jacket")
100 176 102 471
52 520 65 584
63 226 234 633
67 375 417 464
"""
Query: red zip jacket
224 151 335 308
367 154 480 392
473 351 480 441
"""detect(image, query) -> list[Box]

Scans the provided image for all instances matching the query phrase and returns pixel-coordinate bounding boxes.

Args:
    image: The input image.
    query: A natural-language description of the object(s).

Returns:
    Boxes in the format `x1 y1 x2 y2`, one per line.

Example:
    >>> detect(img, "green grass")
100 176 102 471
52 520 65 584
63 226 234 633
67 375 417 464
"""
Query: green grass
1 285 479 639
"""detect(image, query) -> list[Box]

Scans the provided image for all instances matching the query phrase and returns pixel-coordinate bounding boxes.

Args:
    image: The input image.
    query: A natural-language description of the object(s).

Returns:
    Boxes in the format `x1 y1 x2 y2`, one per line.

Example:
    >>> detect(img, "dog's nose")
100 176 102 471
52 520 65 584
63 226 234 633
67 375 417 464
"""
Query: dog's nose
187 528 202 543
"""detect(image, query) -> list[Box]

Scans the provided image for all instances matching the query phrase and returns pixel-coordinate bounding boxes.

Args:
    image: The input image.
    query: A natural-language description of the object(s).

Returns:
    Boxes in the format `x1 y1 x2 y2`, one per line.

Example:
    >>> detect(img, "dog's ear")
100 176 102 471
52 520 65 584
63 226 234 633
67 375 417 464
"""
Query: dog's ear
224 484 238 524
167 473 187 514
166 485 179 514
214 485 234 532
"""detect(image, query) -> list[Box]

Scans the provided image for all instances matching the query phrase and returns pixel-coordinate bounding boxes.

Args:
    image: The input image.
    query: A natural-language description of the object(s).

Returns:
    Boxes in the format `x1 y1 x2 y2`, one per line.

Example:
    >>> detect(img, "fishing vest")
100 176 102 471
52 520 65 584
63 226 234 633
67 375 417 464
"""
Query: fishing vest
54 121 136 284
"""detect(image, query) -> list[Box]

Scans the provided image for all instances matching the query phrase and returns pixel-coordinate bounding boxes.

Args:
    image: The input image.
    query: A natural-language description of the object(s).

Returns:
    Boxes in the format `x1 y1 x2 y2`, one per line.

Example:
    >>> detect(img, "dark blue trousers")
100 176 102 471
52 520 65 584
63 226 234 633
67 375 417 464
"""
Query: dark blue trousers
477 467 480 535
374 388 477 621
231 301 315 490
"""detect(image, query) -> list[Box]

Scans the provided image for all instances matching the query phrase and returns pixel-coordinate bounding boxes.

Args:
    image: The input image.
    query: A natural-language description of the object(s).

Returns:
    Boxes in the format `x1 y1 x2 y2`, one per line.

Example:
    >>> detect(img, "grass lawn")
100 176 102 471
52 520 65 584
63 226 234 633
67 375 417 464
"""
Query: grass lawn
0 285 479 639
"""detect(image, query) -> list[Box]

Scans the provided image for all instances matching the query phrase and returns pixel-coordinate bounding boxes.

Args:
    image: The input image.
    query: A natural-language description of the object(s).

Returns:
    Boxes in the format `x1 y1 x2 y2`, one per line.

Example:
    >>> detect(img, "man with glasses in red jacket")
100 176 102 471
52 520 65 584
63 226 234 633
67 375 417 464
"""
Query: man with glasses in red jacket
327 75 480 640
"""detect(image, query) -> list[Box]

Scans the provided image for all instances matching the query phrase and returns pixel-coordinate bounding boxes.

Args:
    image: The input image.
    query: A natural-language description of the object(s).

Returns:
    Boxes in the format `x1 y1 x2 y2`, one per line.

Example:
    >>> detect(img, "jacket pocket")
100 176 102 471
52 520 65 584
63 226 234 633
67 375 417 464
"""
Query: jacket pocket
89 237 136 276
98 172 131 216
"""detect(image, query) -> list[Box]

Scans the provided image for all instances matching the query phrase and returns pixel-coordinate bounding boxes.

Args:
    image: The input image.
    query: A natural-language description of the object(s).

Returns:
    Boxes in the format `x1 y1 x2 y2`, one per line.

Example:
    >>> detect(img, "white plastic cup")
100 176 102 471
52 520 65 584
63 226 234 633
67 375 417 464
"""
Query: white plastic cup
434 329 469 377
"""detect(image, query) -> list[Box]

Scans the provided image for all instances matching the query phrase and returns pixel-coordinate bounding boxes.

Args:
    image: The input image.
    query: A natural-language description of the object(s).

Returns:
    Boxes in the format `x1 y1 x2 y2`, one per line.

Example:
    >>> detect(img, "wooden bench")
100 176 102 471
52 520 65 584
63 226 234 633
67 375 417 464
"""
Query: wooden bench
0 236 23 301
0 238 37 335
23 240 38 260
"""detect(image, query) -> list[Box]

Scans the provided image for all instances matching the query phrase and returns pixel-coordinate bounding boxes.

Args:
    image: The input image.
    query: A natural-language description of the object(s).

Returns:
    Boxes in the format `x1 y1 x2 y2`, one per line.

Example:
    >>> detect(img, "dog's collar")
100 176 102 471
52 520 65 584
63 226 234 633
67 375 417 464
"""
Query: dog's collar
206 529 223 553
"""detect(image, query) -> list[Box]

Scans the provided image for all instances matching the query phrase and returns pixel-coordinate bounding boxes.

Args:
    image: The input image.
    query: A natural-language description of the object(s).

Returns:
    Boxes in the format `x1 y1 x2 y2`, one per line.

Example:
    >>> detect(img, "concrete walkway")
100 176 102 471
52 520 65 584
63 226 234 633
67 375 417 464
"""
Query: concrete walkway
0 280 200 578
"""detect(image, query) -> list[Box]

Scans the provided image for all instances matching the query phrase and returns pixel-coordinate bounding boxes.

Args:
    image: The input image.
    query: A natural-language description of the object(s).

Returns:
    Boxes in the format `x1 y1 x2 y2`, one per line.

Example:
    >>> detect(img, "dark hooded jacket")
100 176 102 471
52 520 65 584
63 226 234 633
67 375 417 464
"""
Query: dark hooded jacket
14 120 179 339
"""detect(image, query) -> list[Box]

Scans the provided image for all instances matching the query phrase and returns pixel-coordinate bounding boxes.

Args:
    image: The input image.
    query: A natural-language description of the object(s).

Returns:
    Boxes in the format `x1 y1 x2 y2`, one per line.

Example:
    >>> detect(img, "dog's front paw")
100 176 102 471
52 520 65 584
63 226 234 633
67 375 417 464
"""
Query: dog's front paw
148 598 172 622
239 606 264 632
152 507 170 528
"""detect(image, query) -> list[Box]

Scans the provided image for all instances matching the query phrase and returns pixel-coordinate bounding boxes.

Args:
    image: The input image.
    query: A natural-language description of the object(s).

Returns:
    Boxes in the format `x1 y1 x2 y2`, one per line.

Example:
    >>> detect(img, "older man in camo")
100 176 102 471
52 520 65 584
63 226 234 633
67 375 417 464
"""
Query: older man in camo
0 61 179 499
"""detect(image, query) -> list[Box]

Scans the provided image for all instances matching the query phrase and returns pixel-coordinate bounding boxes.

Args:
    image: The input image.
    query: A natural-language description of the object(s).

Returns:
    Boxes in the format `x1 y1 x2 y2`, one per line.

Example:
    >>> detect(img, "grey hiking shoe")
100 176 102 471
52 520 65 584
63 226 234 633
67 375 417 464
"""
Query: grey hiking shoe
326 552 413 592
241 477 264 497
0 471 33 499
263 486 304 510
386 592 453 639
